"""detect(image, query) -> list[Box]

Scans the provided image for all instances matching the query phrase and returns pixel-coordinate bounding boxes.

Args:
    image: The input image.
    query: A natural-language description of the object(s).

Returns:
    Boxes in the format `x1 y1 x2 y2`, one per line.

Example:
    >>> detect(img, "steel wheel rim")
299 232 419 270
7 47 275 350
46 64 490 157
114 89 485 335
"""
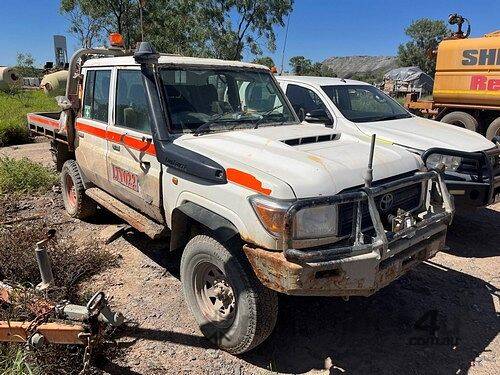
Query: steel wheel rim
65 174 77 207
193 261 236 328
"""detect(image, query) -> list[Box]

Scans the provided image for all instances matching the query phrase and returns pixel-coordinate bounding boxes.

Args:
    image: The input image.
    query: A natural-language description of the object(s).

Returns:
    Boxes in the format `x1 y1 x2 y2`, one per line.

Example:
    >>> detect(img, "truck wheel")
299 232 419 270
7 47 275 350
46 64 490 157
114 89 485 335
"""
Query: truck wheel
60 160 97 219
180 235 278 354
441 111 478 132
486 117 500 141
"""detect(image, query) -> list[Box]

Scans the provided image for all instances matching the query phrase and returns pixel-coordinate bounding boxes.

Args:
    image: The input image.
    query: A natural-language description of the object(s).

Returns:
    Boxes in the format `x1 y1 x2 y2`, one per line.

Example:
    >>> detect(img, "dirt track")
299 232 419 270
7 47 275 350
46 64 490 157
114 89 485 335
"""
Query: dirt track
1 140 499 374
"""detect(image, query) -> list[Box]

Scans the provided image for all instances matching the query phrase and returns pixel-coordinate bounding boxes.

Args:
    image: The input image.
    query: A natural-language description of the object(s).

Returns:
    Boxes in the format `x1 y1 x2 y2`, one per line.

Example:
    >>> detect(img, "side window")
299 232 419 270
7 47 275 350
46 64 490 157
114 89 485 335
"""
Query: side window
115 70 151 133
82 70 111 123
286 84 327 114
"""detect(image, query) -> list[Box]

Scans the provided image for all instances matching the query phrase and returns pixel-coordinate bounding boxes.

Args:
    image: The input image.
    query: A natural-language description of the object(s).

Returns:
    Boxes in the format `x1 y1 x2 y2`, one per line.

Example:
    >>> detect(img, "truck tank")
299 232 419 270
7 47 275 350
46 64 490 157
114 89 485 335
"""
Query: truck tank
434 32 500 108
40 70 68 97
0 67 21 91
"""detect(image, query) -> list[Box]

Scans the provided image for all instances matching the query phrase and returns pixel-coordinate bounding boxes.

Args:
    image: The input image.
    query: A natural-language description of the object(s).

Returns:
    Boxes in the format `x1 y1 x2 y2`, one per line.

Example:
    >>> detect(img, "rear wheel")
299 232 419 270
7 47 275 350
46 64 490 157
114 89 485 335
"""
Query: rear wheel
180 235 278 354
60 160 97 219
441 111 478 132
486 117 500 141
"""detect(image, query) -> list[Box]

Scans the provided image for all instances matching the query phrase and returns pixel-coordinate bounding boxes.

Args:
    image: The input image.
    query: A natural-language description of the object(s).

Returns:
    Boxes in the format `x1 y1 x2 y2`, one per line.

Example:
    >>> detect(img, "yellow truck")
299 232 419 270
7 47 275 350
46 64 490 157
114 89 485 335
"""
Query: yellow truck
405 16 500 140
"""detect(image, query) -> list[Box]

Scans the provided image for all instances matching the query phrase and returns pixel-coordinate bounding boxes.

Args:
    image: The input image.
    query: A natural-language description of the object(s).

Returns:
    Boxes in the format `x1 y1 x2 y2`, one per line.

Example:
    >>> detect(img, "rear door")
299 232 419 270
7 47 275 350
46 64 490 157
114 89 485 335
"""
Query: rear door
105 67 164 222
75 68 112 189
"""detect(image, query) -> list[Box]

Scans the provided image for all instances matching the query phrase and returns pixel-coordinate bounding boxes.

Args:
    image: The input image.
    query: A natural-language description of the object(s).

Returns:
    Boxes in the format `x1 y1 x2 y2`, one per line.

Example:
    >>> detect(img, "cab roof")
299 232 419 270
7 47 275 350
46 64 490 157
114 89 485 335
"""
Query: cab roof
82 54 270 71
276 75 370 86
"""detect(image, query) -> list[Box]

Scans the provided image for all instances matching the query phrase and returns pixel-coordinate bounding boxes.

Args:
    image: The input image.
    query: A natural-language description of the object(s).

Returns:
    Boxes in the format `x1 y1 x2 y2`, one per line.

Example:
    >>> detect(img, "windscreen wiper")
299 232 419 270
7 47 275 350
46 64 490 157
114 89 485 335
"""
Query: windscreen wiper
253 104 284 129
374 113 411 121
193 113 227 136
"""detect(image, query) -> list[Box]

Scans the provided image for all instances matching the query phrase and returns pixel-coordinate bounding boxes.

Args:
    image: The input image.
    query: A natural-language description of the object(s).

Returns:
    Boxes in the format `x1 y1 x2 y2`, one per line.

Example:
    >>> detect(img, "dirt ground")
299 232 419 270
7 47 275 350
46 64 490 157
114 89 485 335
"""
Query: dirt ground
1 140 499 375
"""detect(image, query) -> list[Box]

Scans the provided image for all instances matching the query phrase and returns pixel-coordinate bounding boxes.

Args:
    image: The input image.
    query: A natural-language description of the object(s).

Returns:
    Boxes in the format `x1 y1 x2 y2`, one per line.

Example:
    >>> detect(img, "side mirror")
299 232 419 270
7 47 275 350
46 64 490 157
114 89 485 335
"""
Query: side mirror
304 108 333 126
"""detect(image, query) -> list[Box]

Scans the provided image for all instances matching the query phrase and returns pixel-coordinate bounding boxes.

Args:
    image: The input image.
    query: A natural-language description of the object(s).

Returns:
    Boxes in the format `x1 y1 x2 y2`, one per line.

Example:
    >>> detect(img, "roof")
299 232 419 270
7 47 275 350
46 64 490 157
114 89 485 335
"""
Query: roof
276 75 370 86
82 54 269 71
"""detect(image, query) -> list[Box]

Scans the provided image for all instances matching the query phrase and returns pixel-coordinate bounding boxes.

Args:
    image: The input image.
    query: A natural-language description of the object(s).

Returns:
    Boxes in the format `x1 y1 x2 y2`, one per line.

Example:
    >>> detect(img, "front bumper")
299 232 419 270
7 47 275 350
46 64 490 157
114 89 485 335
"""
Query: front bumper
244 171 453 297
422 146 500 208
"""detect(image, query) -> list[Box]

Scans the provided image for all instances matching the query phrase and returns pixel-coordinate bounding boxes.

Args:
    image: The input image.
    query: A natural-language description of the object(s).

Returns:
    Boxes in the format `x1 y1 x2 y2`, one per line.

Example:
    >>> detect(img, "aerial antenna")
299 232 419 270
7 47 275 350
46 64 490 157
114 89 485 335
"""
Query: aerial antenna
139 0 146 41
364 134 376 188
280 12 291 75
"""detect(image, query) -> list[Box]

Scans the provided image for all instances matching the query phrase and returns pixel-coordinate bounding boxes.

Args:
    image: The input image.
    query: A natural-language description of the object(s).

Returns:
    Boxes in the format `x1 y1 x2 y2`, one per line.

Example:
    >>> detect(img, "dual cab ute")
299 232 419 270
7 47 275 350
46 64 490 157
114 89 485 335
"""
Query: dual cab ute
277 76 500 209
28 39 453 353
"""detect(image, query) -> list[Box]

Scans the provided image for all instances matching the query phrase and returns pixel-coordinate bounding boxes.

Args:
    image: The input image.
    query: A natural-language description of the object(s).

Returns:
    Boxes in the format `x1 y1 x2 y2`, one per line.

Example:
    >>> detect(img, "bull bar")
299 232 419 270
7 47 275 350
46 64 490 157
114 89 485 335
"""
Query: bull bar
422 146 500 208
281 170 454 264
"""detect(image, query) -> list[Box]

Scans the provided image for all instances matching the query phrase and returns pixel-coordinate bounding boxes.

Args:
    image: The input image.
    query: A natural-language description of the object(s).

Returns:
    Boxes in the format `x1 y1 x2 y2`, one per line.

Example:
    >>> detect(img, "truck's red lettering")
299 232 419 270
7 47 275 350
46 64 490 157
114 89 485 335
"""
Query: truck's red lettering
487 78 500 91
470 75 487 90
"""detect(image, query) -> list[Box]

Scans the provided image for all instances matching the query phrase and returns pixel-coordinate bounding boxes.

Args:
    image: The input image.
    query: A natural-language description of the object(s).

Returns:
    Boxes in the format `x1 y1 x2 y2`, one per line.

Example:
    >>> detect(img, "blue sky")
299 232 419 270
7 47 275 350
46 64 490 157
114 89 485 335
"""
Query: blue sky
0 0 497 69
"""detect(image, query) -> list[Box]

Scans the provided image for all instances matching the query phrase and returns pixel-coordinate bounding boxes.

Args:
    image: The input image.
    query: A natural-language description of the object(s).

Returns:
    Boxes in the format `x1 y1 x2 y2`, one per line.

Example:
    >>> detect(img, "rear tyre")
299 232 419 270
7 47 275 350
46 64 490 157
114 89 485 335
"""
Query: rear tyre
486 117 500 141
441 111 478 132
180 235 278 354
60 160 97 219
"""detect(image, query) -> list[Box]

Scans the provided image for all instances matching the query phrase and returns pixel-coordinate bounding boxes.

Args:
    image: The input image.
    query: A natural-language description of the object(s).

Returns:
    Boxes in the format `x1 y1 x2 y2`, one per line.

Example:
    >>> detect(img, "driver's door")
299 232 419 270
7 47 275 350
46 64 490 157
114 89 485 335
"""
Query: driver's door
105 67 164 223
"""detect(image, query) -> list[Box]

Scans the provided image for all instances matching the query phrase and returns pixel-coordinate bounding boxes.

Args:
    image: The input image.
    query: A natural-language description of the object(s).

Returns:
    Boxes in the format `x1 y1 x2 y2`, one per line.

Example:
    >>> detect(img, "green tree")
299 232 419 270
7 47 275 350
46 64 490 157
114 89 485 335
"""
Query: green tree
252 56 275 68
61 0 139 48
397 18 450 76
203 0 294 60
289 56 312 75
62 2 104 48
15 53 38 77
289 56 336 77
61 0 294 61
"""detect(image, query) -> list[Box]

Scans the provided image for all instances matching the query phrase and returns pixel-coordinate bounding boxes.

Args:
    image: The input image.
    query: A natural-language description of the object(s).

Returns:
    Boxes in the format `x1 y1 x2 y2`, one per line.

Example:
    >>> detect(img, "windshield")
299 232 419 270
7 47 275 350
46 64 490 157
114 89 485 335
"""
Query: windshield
159 68 296 133
321 84 412 123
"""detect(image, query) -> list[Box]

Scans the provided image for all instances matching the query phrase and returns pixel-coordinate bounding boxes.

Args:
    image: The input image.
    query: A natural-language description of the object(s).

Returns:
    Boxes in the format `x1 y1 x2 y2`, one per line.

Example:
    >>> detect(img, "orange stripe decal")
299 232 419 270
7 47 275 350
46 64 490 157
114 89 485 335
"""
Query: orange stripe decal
75 121 156 156
28 114 59 128
226 168 271 195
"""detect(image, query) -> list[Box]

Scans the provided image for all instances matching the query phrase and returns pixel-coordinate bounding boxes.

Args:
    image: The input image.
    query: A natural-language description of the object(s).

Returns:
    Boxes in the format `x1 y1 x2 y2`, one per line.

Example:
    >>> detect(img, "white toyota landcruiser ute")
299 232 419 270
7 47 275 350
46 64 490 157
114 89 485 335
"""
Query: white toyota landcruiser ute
277 76 500 209
28 40 453 353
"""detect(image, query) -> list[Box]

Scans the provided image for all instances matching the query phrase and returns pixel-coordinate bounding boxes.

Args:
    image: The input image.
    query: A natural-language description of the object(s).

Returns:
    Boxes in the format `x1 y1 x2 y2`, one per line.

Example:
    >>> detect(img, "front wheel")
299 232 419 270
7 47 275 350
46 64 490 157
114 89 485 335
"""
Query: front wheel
180 235 278 354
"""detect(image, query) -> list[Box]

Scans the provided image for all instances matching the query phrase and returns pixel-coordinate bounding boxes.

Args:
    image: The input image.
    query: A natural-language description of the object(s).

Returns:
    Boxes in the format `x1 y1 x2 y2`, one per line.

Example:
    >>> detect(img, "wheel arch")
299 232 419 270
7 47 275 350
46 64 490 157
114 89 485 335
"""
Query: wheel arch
170 201 240 252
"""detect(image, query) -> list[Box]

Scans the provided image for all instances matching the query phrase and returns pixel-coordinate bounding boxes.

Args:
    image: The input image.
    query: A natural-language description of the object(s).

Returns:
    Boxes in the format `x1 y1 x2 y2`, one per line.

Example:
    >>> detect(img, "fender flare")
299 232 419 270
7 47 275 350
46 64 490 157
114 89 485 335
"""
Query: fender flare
170 201 239 251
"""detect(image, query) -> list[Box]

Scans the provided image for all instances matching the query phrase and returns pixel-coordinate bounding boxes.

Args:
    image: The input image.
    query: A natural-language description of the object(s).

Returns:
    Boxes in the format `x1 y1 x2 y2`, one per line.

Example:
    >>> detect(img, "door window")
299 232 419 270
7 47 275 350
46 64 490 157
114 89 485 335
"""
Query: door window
82 70 111 123
115 70 151 133
286 84 328 114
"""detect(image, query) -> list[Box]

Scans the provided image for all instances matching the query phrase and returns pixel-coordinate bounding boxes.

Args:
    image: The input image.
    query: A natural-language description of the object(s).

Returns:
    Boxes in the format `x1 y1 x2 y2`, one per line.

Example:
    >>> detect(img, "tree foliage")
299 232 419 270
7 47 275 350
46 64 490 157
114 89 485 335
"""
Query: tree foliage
61 1 104 48
60 0 294 61
397 18 450 76
15 53 38 77
252 56 275 68
289 56 336 77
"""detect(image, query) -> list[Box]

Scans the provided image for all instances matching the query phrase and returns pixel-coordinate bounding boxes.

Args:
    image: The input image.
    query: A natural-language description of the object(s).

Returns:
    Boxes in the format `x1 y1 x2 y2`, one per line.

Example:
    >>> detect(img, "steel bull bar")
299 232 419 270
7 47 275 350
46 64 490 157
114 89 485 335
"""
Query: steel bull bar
422 145 500 207
243 170 454 296
282 171 453 264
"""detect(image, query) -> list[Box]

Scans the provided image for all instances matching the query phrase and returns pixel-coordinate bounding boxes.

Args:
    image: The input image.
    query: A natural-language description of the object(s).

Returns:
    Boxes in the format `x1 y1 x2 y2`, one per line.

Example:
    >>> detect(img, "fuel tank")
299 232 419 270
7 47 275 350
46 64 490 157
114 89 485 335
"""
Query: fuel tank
434 32 500 107
40 70 68 97
0 67 21 90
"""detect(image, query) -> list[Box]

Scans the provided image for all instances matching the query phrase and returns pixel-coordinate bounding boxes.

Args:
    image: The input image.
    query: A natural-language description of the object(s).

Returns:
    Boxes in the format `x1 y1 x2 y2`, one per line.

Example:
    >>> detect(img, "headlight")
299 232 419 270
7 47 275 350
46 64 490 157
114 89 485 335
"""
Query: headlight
426 154 462 172
293 204 337 239
250 196 337 239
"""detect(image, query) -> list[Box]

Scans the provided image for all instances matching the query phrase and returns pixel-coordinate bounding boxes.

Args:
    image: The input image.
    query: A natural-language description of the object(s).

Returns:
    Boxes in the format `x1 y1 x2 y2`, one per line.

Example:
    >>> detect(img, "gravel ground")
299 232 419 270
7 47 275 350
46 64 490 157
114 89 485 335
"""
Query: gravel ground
1 140 498 375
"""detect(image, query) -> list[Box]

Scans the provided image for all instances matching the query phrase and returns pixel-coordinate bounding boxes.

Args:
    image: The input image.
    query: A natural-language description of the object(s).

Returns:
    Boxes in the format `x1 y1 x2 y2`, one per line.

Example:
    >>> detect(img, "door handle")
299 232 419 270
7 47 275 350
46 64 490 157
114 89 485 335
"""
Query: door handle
78 132 84 138
112 144 120 151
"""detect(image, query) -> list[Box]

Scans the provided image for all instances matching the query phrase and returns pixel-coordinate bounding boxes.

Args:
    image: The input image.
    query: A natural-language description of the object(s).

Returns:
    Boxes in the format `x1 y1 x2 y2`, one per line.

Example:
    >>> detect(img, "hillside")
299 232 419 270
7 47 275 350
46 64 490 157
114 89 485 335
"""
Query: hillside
322 55 398 79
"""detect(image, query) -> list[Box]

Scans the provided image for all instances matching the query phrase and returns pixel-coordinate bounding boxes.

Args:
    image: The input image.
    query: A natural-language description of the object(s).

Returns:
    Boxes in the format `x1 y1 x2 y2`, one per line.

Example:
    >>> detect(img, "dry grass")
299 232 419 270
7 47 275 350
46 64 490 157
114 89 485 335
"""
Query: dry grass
0 219 119 374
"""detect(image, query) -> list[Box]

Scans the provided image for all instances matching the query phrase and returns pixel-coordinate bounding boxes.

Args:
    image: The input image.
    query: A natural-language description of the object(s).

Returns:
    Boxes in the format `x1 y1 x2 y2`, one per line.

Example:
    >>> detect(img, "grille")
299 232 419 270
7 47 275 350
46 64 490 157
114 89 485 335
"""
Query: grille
337 183 422 237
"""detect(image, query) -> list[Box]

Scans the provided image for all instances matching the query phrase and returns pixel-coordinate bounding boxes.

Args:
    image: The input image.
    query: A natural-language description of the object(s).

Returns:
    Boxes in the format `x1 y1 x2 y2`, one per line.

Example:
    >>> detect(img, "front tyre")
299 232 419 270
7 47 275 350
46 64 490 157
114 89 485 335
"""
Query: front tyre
180 235 278 354
60 160 97 219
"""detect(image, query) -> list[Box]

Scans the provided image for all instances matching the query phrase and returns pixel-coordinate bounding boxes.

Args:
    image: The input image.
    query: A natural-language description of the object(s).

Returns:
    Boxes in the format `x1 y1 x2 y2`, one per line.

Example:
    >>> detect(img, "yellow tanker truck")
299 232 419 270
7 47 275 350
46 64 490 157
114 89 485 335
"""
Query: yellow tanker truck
405 15 500 140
